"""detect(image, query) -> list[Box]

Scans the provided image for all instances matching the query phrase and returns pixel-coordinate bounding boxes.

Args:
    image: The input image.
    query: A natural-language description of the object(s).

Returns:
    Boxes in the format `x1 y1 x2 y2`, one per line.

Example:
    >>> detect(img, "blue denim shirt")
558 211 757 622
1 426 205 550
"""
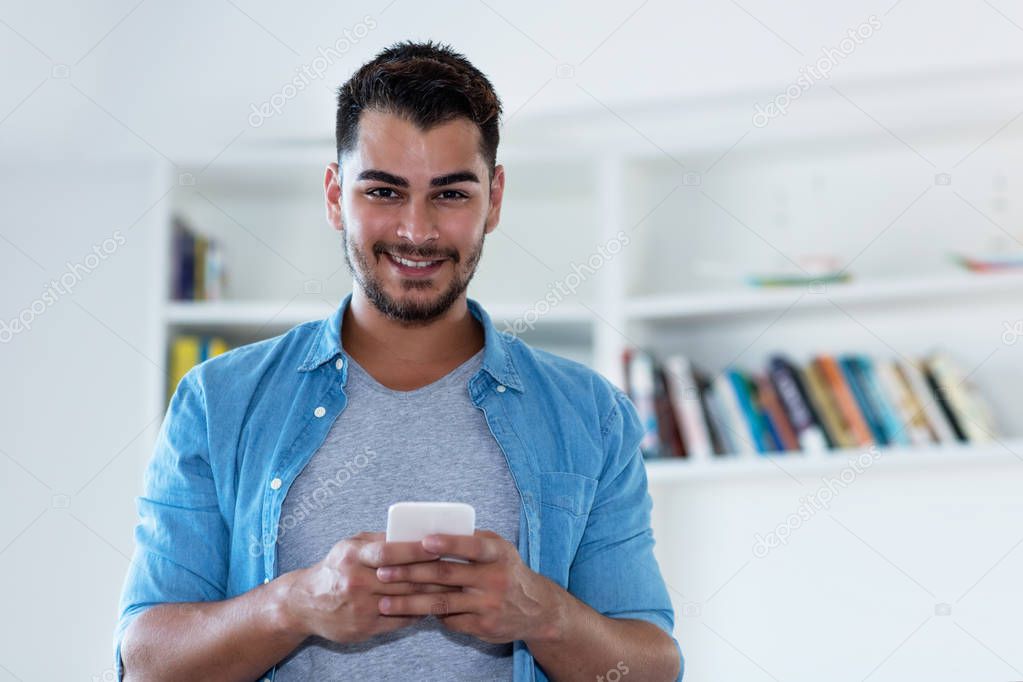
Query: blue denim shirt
114 292 683 681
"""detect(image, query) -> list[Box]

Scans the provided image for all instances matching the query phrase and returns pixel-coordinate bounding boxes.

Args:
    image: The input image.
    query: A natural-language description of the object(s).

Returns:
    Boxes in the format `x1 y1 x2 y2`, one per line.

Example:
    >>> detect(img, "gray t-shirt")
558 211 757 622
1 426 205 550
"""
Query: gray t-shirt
274 348 520 681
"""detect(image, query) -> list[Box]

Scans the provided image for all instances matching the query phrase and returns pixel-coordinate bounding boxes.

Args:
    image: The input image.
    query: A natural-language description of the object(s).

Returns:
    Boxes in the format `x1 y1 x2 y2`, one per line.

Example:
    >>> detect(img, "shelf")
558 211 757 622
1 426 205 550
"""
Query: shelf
626 270 1023 324
165 270 1023 332
643 438 1023 484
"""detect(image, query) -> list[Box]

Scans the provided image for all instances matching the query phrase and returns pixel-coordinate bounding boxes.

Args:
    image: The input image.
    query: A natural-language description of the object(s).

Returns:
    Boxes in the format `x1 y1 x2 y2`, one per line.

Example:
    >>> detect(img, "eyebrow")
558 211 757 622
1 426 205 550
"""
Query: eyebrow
355 169 480 188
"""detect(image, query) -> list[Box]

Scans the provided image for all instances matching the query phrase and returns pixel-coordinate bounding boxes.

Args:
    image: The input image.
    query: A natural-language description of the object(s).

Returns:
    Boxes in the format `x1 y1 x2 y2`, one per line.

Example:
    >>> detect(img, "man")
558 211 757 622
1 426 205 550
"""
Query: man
115 40 683 681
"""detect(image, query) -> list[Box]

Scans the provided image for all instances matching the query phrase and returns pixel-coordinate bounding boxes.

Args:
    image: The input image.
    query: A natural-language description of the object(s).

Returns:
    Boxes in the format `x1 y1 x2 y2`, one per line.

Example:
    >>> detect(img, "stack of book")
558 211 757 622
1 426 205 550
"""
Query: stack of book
622 349 998 459
171 215 225 301
167 334 231 402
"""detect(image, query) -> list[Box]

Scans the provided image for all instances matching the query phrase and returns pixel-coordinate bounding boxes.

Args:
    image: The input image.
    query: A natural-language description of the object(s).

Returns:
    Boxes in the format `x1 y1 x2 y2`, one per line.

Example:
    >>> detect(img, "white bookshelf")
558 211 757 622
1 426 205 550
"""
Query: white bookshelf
644 438 1023 484
626 271 1023 323
158 65 1023 477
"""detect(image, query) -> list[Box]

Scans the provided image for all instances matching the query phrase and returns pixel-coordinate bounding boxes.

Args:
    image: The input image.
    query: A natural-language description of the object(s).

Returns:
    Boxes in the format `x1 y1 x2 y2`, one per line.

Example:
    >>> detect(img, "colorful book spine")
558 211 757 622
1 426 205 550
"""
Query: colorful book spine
755 373 800 452
858 356 910 446
171 215 226 300
168 334 200 402
924 352 998 443
702 384 734 455
167 334 231 403
815 356 874 447
664 355 713 460
621 349 997 458
768 356 829 452
626 349 663 457
802 362 853 448
654 365 686 457
839 356 889 445
895 359 957 443
713 372 756 455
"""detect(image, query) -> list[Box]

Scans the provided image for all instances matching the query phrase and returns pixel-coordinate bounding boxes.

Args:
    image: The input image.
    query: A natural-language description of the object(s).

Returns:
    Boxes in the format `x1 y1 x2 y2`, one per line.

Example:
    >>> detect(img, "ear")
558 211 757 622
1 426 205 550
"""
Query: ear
324 162 343 232
484 164 505 235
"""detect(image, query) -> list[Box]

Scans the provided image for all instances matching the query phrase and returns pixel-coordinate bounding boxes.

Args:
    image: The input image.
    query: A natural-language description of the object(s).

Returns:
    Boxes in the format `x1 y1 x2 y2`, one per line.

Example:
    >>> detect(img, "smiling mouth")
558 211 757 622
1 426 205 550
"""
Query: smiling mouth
387 252 444 268
383 251 447 277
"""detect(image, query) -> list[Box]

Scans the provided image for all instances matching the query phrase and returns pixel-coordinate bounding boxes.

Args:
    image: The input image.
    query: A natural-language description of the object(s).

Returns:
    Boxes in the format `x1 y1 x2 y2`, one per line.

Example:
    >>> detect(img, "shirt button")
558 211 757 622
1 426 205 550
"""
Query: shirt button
496 384 506 393
314 406 326 418
335 358 343 370
270 477 282 490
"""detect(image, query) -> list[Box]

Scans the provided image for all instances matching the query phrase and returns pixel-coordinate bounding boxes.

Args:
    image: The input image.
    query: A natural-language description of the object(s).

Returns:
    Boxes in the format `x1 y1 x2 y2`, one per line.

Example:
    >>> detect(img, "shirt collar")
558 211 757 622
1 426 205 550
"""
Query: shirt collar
297 291 525 392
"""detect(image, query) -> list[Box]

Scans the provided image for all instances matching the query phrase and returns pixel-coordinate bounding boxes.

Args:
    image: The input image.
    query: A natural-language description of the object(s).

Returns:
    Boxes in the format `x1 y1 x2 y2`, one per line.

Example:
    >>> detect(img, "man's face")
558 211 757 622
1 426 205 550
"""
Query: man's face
325 109 504 325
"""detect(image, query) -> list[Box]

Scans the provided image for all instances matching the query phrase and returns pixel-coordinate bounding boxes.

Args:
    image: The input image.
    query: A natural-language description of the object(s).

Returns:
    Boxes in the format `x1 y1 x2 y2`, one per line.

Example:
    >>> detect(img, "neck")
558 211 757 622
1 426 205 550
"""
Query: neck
342 288 485 367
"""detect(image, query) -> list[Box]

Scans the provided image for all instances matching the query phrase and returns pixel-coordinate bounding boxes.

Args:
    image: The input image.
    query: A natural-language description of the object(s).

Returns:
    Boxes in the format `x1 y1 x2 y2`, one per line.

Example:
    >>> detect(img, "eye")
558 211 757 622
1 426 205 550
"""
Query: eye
436 189 469 201
366 187 400 200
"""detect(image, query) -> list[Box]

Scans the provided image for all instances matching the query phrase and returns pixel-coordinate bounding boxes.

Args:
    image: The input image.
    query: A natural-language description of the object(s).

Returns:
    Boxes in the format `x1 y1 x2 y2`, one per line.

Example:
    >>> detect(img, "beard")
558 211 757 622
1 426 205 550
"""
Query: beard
342 226 486 326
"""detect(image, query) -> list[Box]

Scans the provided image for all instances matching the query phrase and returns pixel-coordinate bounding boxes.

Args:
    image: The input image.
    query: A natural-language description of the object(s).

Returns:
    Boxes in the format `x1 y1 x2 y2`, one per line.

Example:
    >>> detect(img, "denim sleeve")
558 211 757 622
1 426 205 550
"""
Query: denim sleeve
112 368 229 681
567 388 684 680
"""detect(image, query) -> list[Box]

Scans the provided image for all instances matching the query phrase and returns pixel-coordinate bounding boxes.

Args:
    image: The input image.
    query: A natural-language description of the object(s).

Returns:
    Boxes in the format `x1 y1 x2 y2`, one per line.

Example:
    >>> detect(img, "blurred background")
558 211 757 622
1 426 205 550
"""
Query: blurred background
2 1 1023 680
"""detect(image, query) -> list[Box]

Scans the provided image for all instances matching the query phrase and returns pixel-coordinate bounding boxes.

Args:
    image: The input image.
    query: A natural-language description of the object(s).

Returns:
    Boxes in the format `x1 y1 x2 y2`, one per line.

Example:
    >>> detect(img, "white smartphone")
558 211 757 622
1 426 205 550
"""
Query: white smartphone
386 501 476 563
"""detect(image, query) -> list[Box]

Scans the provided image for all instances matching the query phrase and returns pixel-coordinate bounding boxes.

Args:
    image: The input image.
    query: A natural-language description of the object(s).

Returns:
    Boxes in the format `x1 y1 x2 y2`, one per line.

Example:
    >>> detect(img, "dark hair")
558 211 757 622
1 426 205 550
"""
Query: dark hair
335 40 503 180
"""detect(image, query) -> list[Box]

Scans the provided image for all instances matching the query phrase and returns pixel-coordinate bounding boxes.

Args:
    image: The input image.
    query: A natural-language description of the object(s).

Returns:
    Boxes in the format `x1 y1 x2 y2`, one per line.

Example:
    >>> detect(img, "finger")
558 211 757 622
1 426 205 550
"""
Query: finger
378 592 479 617
359 540 440 568
376 559 481 587
421 531 503 563
374 580 461 595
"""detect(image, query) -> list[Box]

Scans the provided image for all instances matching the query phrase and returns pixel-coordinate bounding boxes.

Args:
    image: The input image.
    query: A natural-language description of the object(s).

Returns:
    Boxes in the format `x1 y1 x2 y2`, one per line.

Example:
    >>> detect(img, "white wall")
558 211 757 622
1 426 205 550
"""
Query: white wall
0 161 166 680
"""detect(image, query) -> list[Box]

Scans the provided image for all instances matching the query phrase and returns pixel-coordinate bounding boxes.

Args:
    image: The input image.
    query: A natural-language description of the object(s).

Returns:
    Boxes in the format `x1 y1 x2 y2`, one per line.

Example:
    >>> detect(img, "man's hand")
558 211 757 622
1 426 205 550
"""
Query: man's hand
374 530 565 644
282 531 457 644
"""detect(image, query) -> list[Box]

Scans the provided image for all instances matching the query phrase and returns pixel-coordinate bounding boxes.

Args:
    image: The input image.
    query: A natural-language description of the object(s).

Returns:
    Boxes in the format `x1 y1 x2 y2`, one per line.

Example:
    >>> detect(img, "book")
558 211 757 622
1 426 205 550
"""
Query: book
802 362 853 448
194 234 208 301
167 334 231 403
840 355 908 446
204 239 224 300
895 359 958 443
768 355 830 452
625 348 663 457
654 364 686 457
736 372 782 453
663 355 714 460
874 359 932 446
171 217 196 301
168 335 200 403
858 356 910 446
171 214 227 301
755 372 800 452
815 355 874 447
923 352 998 443
702 384 734 455
839 356 887 444
714 371 757 455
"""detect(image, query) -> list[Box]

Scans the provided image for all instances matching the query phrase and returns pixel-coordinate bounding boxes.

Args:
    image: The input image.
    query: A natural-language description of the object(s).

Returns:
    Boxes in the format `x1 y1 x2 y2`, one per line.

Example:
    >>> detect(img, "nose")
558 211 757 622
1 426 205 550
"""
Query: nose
395 196 439 247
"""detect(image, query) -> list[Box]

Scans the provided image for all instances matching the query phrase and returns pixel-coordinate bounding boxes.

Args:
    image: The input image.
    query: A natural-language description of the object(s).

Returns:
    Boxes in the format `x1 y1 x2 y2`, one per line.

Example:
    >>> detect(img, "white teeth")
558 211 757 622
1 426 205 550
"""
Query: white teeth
393 254 439 268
